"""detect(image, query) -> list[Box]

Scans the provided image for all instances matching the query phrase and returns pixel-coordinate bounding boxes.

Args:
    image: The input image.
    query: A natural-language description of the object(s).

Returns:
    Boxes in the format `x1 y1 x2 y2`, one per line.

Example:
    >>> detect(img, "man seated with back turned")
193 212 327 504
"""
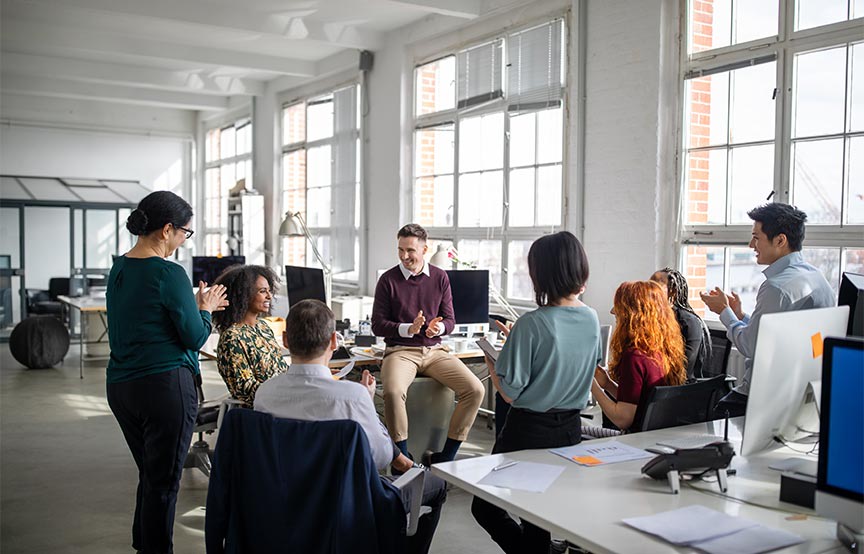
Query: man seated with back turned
372 223 485 465
700 202 835 416
254 299 447 554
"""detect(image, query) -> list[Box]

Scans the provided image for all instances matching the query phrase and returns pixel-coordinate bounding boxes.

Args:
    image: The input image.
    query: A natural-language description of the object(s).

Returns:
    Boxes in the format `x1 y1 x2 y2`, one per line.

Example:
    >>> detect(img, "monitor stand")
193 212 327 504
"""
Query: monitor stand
837 523 863 554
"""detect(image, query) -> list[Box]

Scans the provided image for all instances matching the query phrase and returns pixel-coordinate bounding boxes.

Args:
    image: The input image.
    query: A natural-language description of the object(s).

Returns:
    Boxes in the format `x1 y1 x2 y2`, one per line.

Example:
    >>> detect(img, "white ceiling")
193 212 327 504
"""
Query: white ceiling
0 0 484 113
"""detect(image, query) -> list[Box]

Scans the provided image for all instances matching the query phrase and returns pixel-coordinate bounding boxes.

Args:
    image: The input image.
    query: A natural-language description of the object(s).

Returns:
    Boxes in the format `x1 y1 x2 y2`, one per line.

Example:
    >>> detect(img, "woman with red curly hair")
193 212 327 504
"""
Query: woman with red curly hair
592 280 686 431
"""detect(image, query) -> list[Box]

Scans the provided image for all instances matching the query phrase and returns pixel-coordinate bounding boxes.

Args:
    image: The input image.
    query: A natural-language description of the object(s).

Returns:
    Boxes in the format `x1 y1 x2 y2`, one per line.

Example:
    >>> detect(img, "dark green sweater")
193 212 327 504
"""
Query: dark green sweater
106 256 211 383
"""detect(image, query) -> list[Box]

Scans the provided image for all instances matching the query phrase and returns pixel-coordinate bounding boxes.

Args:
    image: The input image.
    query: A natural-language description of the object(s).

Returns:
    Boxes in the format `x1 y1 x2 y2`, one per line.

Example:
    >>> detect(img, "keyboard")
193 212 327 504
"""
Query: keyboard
656 434 724 450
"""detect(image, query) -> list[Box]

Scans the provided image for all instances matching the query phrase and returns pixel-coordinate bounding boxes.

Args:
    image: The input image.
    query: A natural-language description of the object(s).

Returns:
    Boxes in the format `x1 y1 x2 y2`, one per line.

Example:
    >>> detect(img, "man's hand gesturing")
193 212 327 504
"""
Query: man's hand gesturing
407 310 425 335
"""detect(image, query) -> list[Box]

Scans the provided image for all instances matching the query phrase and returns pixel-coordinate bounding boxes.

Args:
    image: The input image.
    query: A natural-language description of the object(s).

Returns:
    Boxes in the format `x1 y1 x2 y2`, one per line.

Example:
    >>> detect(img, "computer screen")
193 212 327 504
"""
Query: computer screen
284 265 326 308
741 306 849 457
816 336 864 533
446 270 489 325
192 256 245 285
838 272 864 338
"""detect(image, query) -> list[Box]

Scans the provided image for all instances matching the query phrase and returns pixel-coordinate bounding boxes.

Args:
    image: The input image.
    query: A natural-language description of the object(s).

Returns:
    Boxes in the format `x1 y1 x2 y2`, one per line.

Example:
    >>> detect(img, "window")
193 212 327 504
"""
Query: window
681 1 863 318
203 119 252 255
412 19 566 303
281 84 360 282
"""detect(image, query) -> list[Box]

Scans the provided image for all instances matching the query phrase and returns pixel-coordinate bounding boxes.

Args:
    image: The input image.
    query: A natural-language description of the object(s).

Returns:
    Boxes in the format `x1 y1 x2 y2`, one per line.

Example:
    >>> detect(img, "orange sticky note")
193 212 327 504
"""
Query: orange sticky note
572 456 603 466
811 332 823 358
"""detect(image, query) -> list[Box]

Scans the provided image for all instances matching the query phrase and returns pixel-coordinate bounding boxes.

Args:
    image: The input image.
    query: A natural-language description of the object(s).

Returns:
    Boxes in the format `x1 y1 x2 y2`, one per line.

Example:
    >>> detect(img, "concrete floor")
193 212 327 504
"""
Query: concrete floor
0 343 502 554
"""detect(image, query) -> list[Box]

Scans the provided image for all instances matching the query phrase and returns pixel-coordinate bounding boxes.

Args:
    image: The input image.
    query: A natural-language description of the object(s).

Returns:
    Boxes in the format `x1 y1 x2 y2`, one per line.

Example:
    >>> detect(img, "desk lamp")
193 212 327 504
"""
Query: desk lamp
279 211 332 305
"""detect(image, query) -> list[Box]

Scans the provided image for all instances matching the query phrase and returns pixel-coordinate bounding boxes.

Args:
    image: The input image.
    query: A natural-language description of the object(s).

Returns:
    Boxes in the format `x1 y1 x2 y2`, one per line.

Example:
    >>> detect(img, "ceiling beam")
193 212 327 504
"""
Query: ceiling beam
385 0 481 19
5 0 383 51
1 21 317 76
2 75 230 111
1 53 265 96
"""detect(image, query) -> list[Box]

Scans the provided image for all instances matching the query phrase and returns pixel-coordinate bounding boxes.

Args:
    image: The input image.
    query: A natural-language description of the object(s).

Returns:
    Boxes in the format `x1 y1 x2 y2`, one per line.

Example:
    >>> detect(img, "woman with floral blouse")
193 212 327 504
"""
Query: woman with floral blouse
212 265 288 407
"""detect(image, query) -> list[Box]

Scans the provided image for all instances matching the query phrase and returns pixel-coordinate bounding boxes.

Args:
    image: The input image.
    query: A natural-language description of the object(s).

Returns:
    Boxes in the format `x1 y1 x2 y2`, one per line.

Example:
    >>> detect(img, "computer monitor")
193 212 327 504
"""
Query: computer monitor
815 336 864 540
284 265 326 308
839 272 864 338
446 269 489 335
192 256 245 284
741 306 849 457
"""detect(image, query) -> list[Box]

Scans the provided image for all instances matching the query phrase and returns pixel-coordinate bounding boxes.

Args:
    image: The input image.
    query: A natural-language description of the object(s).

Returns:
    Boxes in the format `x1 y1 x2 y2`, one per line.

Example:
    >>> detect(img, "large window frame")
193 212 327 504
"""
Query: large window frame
202 117 252 256
280 82 361 285
411 17 569 306
678 1 864 317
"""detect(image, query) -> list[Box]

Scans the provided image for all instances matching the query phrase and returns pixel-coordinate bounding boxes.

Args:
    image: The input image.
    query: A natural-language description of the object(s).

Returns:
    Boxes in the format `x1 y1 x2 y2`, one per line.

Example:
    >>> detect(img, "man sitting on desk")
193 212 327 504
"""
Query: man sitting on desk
372 223 485 464
254 299 447 554
700 203 835 415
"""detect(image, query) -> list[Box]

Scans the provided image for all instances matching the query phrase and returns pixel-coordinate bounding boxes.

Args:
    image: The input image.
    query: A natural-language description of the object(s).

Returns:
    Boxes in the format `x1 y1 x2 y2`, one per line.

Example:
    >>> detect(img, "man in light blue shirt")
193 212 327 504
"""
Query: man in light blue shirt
701 203 835 415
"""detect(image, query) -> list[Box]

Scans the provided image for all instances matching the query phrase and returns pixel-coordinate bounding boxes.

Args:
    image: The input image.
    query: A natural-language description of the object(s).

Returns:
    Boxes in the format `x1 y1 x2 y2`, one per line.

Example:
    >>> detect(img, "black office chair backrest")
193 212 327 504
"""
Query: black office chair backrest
631 374 729 433
47 278 70 301
704 328 732 378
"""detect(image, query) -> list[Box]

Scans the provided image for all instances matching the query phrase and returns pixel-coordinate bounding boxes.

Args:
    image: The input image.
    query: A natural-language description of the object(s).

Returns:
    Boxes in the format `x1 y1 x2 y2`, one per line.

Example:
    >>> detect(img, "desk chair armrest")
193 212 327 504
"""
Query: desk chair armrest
391 467 427 537
217 398 245 429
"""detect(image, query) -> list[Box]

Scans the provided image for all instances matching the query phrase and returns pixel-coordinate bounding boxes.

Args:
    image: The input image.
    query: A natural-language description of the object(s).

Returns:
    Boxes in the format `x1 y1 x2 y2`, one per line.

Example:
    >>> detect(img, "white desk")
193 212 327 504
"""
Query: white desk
432 418 843 553
57 294 108 379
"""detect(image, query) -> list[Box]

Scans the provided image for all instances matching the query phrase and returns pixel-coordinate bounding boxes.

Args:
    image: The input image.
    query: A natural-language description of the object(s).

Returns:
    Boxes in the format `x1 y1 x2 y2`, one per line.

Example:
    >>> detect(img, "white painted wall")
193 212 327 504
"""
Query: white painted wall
0 125 190 193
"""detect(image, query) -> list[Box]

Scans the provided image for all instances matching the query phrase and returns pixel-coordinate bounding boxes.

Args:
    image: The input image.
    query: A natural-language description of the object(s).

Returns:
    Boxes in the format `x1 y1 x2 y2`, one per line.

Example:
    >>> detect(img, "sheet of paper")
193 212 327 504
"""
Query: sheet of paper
332 360 355 380
550 440 653 466
477 460 565 493
694 525 804 554
622 505 757 545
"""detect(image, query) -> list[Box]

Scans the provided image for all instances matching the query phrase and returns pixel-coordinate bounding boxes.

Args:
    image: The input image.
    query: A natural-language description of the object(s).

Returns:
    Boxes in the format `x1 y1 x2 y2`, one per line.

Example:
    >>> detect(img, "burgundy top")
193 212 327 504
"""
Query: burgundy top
614 348 666 406
371 264 456 347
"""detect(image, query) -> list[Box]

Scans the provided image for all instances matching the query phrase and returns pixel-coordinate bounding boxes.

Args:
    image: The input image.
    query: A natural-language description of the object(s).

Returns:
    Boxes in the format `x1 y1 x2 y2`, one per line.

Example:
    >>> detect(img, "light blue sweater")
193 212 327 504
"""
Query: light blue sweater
496 305 601 412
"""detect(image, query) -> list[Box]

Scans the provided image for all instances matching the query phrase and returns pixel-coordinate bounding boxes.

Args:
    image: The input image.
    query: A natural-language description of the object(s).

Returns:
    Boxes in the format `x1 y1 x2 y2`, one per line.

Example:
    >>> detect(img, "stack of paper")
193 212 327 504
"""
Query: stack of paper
549 441 653 466
622 505 803 554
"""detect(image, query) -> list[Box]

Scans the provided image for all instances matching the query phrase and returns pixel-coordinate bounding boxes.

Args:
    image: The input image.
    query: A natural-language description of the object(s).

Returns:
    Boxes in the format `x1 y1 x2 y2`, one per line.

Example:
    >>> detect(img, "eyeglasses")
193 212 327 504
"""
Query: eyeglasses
173 224 194 239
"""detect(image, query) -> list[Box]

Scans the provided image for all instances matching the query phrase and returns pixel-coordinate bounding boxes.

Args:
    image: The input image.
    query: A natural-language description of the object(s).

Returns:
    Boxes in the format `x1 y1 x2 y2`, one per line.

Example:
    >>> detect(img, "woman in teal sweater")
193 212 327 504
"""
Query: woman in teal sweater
106 191 227 554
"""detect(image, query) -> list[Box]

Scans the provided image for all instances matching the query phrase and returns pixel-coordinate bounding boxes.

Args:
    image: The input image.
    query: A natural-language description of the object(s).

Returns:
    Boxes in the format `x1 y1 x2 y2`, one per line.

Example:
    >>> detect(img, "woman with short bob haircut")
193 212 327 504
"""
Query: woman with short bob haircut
212 264 288 407
472 231 602 554
593 280 687 432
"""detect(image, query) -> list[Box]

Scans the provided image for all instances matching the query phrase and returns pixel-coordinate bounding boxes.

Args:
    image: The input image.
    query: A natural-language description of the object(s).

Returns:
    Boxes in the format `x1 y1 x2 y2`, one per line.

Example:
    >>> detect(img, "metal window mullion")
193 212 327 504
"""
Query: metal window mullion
502 108 511 234
841 44 852 226
453 115 461 231
776 45 791 204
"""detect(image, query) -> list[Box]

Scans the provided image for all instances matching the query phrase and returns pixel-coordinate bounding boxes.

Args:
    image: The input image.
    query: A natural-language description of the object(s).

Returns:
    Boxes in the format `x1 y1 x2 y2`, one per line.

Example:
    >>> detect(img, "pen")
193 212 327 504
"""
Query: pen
492 460 519 472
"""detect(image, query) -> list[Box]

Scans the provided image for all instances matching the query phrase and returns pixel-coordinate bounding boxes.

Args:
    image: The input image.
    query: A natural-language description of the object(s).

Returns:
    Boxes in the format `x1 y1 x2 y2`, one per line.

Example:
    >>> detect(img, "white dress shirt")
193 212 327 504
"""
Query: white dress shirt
254 364 394 470
719 251 836 394
396 262 443 339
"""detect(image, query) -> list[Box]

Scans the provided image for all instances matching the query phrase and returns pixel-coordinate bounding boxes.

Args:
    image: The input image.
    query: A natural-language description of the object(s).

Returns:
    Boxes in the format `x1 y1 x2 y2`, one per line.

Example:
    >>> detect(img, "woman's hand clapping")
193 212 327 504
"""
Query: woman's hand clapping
196 281 229 313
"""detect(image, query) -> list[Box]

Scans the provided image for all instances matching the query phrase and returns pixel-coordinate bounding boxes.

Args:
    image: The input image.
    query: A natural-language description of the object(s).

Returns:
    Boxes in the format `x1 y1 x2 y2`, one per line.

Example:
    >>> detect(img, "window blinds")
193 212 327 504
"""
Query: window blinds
457 39 504 109
330 84 359 274
507 19 564 112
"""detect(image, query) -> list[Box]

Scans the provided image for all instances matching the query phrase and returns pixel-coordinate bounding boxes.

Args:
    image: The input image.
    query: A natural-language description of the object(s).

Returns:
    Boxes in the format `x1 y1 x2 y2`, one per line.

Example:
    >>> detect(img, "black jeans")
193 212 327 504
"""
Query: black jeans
384 472 448 554
107 368 198 554
472 407 582 554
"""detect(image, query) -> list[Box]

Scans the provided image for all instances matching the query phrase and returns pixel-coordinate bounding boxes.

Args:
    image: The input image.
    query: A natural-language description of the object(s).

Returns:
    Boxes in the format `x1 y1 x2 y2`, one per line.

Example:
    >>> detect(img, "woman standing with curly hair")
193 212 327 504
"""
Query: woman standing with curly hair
592 280 686 432
212 265 288 407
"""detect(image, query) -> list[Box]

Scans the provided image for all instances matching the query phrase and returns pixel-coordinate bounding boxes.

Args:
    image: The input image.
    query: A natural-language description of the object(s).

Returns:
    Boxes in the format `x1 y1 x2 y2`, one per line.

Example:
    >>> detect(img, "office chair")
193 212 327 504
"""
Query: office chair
630 374 729 433
27 277 69 317
206 410 426 554
183 379 242 477
704 328 732 378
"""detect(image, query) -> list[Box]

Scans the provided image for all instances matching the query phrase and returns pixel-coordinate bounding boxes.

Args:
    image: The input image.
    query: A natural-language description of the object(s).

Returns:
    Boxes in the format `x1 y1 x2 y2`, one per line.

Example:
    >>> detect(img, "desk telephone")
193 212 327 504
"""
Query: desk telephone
641 414 736 494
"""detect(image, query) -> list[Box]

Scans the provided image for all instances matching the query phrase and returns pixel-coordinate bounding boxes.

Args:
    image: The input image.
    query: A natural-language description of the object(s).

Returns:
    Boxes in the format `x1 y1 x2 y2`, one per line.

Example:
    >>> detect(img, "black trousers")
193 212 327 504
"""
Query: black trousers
384 472 448 554
107 367 198 554
472 407 582 554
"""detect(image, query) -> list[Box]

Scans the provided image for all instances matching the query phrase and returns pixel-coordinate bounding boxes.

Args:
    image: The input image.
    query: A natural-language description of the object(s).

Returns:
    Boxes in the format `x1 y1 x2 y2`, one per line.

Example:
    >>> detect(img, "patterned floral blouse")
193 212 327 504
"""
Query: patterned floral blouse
216 319 289 407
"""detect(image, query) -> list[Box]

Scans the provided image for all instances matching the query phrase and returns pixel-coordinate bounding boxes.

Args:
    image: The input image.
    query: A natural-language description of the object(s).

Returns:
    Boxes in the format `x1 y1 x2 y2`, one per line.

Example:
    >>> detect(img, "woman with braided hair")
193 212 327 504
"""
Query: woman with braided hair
650 267 712 380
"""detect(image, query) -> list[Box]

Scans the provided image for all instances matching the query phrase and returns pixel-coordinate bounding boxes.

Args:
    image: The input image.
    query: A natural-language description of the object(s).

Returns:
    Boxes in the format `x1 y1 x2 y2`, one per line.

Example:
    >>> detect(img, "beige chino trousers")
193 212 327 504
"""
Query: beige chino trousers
381 345 485 443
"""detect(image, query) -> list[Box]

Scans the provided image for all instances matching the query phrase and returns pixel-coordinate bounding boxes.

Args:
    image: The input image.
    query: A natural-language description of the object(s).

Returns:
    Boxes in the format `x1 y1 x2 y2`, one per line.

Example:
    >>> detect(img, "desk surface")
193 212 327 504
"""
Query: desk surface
57 295 107 312
432 418 841 554
199 334 484 369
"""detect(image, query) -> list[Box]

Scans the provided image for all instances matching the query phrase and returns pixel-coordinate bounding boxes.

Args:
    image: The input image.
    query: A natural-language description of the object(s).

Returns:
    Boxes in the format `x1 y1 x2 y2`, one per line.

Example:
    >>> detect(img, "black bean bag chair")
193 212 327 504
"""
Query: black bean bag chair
10 316 70 369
